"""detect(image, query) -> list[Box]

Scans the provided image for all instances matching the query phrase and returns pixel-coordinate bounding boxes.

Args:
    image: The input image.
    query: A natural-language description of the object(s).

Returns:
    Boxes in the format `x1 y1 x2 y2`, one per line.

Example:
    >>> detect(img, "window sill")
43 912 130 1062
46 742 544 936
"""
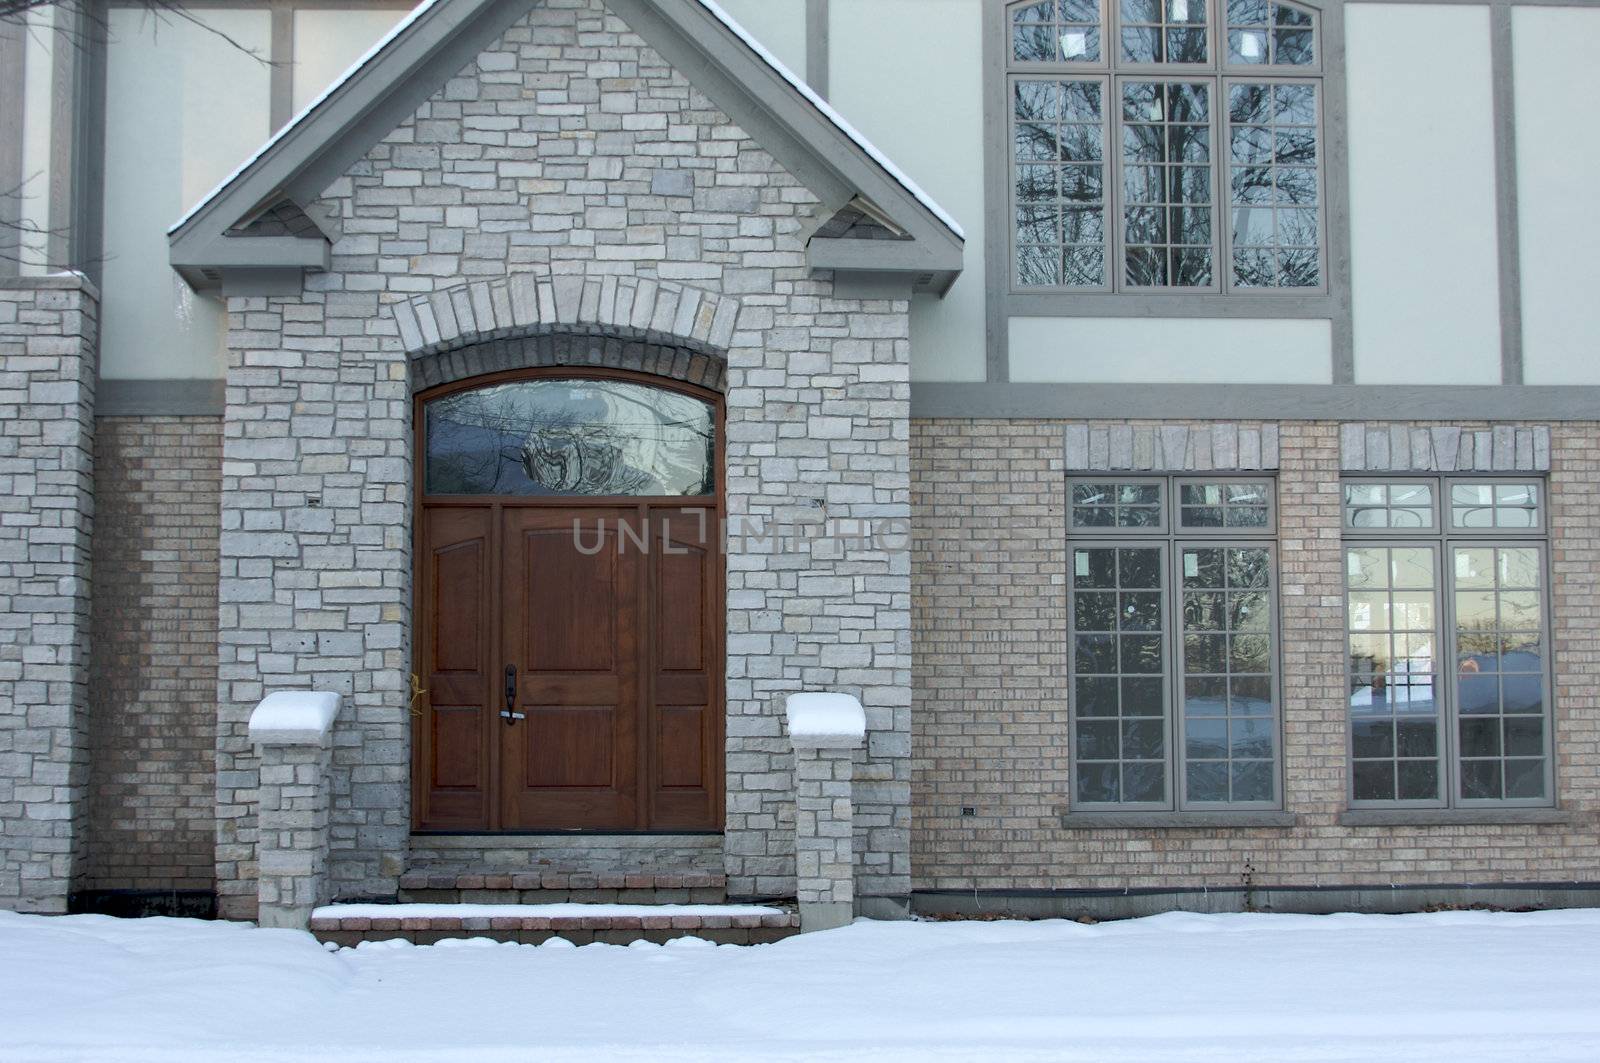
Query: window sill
1338 809 1577 827
1060 811 1297 830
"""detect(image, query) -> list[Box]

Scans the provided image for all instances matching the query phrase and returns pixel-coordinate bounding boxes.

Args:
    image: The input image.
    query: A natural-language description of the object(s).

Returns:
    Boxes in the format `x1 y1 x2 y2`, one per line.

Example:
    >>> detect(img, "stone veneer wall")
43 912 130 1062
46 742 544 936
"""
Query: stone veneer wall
0 274 98 913
87 417 220 893
216 0 910 917
911 418 1600 891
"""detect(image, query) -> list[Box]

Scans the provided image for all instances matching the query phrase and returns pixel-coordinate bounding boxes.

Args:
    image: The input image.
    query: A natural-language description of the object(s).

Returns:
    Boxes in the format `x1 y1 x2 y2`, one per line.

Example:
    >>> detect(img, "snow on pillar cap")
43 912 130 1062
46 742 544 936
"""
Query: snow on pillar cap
249 691 343 746
785 692 866 749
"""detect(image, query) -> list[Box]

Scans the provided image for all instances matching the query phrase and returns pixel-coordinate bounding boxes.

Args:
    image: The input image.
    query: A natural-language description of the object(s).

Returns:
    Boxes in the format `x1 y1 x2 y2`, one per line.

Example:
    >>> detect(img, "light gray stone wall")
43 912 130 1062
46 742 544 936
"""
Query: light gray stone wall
0 274 98 913
1339 423 1551 472
792 743 857 931
254 738 334 929
217 0 911 916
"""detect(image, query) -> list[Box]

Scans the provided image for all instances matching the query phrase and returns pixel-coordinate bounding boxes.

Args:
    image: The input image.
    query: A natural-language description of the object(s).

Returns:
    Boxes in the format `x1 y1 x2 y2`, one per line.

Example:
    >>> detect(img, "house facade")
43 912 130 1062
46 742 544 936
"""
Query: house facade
2 0 1598 927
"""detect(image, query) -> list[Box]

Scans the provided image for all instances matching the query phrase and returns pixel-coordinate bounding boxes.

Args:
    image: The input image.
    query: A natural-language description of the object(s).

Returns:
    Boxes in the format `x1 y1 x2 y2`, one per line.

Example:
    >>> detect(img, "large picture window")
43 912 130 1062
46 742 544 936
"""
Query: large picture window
1007 0 1324 292
1343 478 1554 808
1069 476 1282 811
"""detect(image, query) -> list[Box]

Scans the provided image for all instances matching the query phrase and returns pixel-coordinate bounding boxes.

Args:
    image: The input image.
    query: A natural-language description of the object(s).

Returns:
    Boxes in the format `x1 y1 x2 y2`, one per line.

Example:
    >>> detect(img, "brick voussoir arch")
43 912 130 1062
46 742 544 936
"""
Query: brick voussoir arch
394 269 738 389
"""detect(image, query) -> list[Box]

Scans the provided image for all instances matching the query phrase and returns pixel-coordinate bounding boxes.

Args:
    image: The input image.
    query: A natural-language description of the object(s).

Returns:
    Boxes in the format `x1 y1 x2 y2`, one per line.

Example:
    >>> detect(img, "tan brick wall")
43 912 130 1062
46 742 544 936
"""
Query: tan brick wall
87 416 221 891
912 419 1600 891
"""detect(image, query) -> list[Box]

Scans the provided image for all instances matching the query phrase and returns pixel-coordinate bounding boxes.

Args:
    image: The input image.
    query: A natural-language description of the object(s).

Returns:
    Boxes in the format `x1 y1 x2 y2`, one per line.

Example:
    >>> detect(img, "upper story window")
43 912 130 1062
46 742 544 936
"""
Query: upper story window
1007 0 1324 293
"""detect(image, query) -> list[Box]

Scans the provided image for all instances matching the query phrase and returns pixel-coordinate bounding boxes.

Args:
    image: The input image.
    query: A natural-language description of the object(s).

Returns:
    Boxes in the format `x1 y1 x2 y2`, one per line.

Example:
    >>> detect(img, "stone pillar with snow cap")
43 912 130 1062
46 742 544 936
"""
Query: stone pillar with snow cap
249 691 341 929
786 692 866 932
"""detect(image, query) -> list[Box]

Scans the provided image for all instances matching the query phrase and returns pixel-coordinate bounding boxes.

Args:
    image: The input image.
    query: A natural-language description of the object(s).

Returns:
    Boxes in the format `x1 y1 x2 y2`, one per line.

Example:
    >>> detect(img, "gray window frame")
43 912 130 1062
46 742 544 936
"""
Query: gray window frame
1001 0 1331 300
1069 474 1170 531
1067 474 1284 813
1341 475 1556 811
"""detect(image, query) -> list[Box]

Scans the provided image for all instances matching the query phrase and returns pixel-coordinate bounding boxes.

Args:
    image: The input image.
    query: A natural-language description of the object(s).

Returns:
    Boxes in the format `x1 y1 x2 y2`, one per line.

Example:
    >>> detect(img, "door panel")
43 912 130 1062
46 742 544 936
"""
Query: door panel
647 507 720 828
501 509 641 829
416 508 493 829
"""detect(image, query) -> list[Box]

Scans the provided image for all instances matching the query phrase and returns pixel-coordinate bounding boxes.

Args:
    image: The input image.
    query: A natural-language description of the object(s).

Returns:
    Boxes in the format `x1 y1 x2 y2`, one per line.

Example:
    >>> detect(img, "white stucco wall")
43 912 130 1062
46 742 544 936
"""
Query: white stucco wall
99 8 272 381
831 0 986 382
18 7 55 275
714 0 807 78
292 7 413 114
1009 317 1333 383
1346 3 1502 385
1512 6 1600 385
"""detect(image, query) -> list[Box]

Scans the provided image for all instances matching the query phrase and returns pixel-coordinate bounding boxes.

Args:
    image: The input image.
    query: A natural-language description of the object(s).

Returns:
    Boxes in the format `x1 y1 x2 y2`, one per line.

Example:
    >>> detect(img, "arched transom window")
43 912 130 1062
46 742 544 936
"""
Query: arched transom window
1008 0 1324 292
424 376 717 497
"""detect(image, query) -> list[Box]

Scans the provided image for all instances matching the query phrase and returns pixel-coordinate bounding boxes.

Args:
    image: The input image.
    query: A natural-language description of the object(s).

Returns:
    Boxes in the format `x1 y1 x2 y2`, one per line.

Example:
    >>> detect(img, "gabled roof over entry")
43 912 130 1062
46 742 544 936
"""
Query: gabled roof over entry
168 0 965 296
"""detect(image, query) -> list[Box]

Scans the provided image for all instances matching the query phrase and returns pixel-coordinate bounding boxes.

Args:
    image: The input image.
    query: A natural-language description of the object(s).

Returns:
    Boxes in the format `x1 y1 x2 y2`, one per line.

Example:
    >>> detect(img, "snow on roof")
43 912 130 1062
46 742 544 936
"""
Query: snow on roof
171 0 963 242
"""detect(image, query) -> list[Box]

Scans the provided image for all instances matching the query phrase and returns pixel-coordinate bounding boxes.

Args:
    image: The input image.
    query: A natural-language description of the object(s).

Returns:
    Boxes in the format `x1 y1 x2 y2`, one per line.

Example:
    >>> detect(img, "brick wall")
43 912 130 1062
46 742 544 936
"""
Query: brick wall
912 418 1600 891
86 416 220 892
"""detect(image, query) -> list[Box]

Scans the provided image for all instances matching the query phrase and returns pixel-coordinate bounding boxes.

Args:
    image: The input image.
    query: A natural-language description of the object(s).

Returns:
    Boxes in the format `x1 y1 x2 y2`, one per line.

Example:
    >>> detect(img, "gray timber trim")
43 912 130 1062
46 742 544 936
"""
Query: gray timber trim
911 382 1600 421
271 0 296 132
1059 812 1299 828
805 0 829 99
982 0 1008 382
96 379 226 416
1321 0 1356 382
1489 3 1524 384
46 3 79 271
984 0 1353 383
0 20 24 275
1338 808 1575 826
168 0 963 289
1338 423 1550 472
72 8 107 285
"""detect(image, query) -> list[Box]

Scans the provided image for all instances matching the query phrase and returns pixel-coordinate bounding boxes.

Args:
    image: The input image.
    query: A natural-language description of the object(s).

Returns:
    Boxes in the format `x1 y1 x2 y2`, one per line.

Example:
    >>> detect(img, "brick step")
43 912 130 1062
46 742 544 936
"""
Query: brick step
398 868 727 905
310 902 798 947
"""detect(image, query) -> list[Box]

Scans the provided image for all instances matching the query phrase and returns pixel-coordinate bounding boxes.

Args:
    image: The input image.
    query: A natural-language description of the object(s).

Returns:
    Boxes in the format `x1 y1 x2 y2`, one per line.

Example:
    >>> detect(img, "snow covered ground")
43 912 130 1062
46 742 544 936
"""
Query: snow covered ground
4 908 1599 1063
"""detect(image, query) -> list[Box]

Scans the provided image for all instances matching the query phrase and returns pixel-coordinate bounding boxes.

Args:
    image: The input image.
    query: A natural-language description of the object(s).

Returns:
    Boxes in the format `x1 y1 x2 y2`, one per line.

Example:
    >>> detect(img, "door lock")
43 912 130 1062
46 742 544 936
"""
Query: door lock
500 664 524 724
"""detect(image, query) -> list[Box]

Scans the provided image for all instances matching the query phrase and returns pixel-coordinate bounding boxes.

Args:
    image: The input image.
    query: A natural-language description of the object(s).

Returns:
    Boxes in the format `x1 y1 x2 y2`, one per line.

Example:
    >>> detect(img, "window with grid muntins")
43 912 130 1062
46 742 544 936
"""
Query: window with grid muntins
1069 476 1282 811
1343 478 1554 808
1006 0 1323 293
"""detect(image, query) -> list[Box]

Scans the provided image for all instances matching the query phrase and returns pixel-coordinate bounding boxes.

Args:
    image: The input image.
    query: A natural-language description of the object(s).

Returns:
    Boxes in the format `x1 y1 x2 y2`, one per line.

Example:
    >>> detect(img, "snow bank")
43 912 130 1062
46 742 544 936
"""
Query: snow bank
248 690 342 745
6 908 1600 1061
785 692 866 747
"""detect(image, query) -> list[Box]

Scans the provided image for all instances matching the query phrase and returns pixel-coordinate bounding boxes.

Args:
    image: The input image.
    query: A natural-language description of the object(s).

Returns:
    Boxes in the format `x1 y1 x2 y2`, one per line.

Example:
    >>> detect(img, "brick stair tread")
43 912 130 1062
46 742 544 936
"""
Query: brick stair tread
310 902 795 933
398 869 726 891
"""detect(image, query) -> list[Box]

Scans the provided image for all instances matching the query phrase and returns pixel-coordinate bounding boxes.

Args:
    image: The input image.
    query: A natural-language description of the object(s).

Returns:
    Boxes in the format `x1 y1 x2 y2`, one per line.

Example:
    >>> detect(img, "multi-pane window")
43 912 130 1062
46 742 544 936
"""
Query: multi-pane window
1007 0 1323 292
1069 477 1281 811
1344 479 1553 807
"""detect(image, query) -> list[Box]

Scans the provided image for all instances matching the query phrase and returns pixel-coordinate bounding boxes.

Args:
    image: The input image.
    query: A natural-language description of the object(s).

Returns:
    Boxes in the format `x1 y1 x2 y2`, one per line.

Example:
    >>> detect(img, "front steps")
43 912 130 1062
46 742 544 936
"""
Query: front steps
310 902 799 947
398 868 728 905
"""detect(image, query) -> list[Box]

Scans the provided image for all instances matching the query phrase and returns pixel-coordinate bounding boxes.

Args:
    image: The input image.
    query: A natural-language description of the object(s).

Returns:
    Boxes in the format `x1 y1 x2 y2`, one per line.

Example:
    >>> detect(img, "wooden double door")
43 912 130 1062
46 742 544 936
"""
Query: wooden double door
415 502 722 831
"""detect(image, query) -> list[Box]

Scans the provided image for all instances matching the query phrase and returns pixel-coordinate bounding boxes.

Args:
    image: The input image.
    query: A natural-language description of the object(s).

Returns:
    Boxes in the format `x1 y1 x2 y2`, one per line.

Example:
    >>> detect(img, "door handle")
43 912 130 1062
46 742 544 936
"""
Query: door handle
500 664 524 724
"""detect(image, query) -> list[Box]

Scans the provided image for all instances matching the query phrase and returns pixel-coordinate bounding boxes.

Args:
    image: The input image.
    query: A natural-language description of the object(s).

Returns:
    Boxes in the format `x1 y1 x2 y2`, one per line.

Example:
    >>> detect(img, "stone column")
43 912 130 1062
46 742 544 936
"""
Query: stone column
786 693 865 932
249 691 340 930
0 274 98 914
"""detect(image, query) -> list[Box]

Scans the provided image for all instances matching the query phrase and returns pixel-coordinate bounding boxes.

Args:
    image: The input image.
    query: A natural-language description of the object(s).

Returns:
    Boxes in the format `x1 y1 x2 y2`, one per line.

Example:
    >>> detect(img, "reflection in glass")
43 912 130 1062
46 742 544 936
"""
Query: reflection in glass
1182 546 1275 803
1229 82 1320 287
1452 545 1546 801
425 378 715 496
1072 545 1168 804
1347 545 1441 803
